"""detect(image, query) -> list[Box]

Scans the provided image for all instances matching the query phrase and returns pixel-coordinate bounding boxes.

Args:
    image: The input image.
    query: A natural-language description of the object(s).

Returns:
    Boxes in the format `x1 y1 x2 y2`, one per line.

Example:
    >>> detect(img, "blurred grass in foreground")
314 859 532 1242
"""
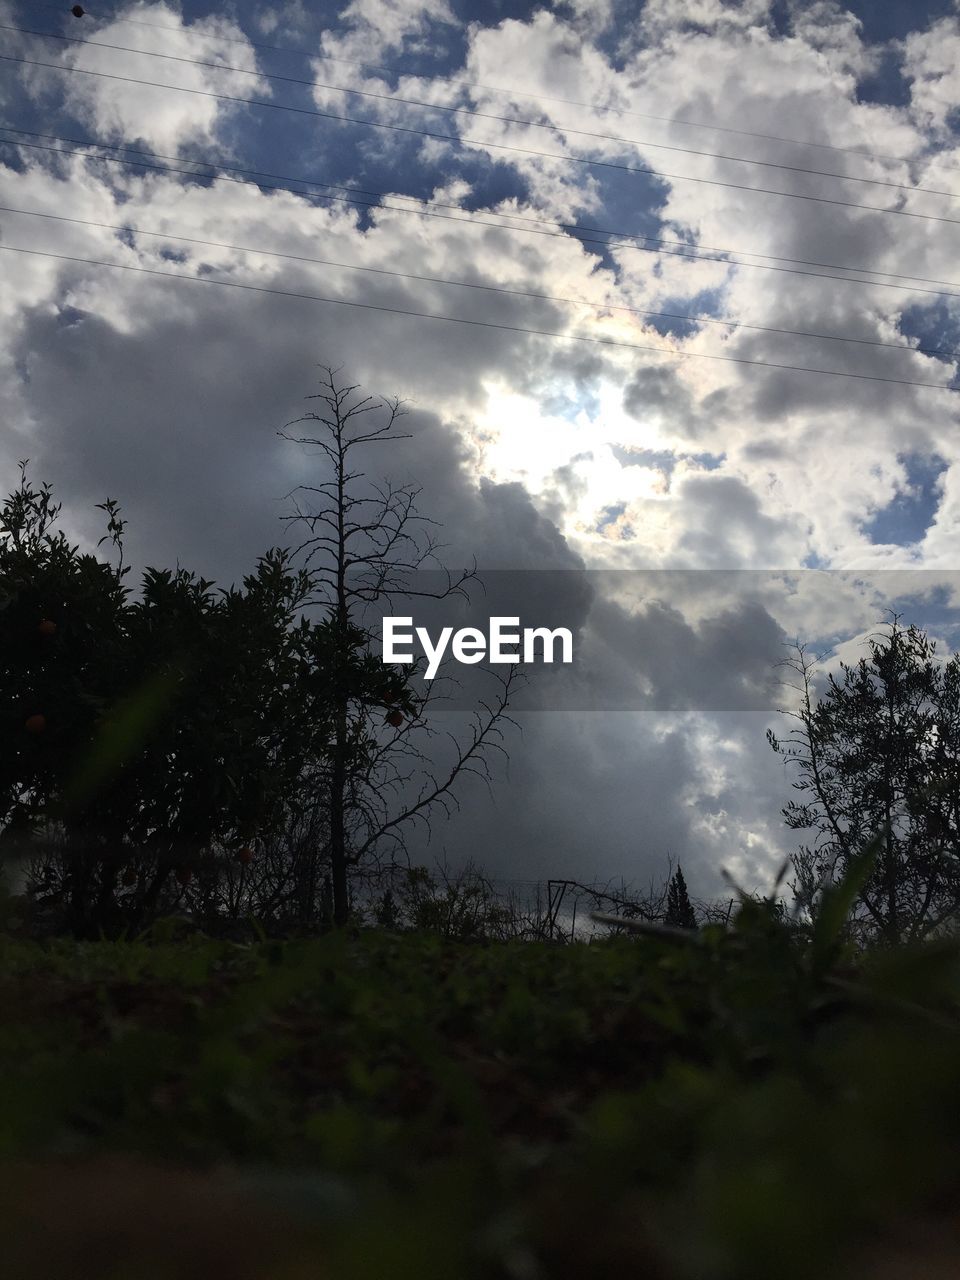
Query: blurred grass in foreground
1 902 960 1278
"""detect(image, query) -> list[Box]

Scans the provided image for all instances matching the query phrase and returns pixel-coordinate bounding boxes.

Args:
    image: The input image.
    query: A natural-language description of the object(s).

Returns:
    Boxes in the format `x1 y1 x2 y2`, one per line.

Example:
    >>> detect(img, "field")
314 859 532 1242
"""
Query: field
2 906 960 1279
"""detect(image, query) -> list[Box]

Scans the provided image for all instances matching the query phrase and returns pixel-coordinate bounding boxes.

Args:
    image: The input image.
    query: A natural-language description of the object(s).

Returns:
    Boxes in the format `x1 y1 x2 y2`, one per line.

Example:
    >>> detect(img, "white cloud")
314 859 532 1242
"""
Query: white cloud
904 12 960 132
48 2 271 153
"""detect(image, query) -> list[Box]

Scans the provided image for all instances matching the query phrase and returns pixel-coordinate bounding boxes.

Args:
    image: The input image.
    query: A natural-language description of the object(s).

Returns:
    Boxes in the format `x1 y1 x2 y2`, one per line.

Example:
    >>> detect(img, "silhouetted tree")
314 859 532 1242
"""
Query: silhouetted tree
768 618 960 943
280 367 516 927
0 464 339 935
665 864 697 929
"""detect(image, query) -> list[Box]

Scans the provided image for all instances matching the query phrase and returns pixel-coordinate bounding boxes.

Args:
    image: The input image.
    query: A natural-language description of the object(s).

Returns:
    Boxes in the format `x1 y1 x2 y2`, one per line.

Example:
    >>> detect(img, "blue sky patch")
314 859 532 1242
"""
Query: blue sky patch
899 300 960 369
844 0 955 42
641 284 730 341
861 452 948 547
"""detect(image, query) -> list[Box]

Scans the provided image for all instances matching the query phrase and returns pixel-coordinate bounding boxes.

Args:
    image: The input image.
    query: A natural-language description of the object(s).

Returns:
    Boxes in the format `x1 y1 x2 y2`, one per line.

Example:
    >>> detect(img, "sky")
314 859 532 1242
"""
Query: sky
2 0 960 903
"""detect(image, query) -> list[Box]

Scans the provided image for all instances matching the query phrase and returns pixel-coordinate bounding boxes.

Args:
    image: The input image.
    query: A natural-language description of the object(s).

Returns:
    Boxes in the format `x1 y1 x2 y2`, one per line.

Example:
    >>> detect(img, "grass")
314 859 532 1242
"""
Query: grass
2 904 960 1277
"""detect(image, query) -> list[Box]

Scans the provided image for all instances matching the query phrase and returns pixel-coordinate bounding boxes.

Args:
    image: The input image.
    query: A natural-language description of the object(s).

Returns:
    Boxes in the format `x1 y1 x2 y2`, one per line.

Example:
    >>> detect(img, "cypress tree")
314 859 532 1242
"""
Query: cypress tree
665 865 697 929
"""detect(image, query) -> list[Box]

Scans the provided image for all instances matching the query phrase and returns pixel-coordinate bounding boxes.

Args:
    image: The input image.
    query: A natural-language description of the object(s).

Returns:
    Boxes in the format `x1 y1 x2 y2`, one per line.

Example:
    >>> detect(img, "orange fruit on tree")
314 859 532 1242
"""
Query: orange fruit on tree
24 714 47 734
237 846 254 866
386 709 403 728
37 619 57 637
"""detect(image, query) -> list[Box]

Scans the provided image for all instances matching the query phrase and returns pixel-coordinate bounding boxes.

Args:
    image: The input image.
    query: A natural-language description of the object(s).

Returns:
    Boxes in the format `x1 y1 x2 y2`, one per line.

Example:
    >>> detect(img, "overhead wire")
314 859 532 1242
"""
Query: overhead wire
26 0 960 176
1 242 954 392
5 51 960 229
4 23 958 203
3 202 958 361
3 14 957 387
5 124 955 288
5 128 960 303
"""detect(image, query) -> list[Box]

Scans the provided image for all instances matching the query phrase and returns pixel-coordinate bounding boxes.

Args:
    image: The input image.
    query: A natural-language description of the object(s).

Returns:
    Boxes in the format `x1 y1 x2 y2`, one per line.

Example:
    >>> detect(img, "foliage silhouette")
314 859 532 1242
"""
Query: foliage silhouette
769 618 960 943
0 463 354 935
665 864 697 929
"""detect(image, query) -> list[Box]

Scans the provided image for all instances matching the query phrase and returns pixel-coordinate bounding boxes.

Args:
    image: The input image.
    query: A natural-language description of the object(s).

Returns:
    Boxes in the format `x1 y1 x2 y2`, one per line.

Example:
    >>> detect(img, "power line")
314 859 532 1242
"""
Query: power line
6 52 960 229
6 128 960 303
4 202 957 362
1 241 954 392
8 124 957 289
6 23 958 204
29 0 960 176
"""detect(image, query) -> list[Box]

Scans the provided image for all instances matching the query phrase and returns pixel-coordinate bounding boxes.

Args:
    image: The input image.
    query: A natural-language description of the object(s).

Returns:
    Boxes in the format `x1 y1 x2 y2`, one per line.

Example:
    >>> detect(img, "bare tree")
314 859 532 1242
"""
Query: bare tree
280 368 517 926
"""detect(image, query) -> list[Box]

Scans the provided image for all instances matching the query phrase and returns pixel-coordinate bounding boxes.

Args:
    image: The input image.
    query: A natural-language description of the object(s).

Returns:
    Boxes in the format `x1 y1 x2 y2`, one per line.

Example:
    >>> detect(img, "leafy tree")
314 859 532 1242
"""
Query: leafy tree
664 864 697 929
768 618 960 943
280 368 516 927
0 468 127 864
0 464 341 935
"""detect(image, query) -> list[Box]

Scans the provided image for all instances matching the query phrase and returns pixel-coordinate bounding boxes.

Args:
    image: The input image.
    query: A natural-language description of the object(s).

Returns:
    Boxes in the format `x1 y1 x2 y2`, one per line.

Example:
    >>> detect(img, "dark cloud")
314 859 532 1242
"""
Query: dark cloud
579 590 785 711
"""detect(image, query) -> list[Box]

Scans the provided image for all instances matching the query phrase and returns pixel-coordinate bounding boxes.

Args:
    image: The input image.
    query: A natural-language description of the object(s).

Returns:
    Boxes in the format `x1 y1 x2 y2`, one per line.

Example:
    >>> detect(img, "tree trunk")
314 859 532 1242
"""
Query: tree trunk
329 704 349 926
329 422 350 928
